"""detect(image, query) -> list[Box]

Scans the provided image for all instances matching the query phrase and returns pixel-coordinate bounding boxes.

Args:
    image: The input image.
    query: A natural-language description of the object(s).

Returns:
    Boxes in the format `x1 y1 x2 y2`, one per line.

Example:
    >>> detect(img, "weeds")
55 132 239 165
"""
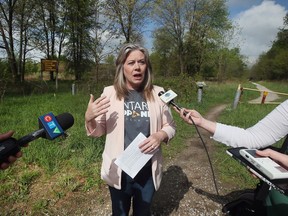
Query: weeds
0 79 287 213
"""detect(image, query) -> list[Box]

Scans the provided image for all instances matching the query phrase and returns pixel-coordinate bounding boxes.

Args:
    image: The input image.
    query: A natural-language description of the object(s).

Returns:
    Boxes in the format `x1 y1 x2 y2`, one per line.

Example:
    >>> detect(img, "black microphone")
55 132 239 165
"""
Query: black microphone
0 112 74 163
158 91 188 115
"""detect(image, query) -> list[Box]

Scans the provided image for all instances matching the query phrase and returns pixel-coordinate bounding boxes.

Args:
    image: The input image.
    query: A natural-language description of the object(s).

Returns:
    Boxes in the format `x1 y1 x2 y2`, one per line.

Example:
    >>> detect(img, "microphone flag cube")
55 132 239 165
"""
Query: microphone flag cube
38 112 64 140
159 89 178 103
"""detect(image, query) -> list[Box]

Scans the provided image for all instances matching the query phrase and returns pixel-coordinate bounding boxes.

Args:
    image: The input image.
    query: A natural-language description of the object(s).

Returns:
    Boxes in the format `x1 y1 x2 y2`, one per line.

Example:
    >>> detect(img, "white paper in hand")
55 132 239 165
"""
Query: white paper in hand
115 132 158 178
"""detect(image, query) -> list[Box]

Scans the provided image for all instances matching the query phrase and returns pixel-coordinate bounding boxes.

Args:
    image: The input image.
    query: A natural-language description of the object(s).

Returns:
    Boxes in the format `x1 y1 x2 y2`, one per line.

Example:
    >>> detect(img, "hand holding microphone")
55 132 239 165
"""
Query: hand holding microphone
159 90 216 135
158 90 190 117
0 131 24 170
0 112 74 166
158 90 202 126
176 108 204 126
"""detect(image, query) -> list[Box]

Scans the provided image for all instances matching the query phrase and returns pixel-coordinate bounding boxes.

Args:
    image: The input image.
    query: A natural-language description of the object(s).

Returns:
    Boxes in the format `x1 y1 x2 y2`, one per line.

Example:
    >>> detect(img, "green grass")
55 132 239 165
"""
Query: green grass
212 81 288 189
0 78 287 214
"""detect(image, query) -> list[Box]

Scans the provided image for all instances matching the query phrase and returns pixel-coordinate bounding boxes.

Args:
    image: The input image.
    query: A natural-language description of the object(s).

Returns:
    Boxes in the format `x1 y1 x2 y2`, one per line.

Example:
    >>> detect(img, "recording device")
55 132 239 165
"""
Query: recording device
158 89 220 196
240 148 288 179
158 90 188 115
0 112 74 163
227 147 288 195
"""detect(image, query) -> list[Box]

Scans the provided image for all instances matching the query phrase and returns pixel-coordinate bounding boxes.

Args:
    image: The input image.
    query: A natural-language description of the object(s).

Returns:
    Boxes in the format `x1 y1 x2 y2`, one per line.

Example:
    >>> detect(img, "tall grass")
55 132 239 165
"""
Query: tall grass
0 79 287 214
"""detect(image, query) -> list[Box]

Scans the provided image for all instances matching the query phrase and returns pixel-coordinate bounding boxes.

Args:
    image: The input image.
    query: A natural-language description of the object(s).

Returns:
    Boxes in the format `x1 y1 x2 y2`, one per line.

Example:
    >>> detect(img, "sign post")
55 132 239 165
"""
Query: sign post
41 59 59 90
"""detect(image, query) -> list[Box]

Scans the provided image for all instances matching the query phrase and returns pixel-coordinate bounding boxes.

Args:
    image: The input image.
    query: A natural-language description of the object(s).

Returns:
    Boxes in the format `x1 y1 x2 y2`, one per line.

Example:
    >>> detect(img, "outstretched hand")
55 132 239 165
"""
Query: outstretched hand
85 94 110 122
173 107 217 135
173 107 203 126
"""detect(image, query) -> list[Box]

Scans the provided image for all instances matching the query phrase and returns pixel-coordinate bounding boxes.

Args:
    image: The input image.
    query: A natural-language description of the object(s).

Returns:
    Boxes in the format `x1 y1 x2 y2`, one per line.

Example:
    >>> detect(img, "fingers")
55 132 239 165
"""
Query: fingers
0 162 9 170
85 94 110 122
173 106 180 113
15 151 23 158
0 131 14 141
0 131 21 170
139 136 159 154
255 150 269 157
94 96 110 115
256 149 275 157
89 94 95 104
0 153 22 170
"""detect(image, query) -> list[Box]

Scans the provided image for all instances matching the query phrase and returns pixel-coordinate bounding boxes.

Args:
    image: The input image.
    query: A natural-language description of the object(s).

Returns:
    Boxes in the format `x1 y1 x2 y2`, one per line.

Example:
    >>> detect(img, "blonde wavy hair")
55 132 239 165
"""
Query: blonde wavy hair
113 43 154 101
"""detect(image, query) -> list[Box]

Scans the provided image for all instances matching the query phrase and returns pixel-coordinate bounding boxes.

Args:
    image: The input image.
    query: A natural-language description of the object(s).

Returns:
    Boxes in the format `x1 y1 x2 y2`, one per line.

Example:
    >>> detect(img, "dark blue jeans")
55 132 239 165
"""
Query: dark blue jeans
109 164 155 216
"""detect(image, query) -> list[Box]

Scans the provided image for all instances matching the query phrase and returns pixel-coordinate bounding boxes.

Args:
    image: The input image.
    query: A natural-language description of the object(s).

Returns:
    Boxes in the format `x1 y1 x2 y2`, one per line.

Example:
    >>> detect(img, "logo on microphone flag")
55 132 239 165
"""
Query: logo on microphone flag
159 89 178 103
53 127 61 134
38 112 64 139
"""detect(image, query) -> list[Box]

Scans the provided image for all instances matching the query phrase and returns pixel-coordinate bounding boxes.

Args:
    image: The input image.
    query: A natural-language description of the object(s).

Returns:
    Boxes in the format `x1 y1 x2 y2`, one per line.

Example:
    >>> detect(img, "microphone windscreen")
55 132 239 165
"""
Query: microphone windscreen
55 113 74 130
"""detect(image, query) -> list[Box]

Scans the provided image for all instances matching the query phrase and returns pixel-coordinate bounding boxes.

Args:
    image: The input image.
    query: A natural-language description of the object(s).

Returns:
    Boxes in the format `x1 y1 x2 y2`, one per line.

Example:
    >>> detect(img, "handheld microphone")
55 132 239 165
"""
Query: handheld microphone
158 90 220 196
0 112 74 163
158 90 188 115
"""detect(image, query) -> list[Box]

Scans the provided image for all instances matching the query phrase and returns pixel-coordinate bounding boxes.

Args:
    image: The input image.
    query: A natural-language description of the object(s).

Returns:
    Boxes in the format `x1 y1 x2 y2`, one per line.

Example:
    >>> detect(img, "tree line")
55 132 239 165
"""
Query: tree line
251 14 288 80
0 0 287 86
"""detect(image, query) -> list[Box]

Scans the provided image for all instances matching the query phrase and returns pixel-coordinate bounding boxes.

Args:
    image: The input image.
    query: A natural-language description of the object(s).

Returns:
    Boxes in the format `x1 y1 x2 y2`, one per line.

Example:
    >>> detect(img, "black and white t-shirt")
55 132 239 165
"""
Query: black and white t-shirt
124 90 150 149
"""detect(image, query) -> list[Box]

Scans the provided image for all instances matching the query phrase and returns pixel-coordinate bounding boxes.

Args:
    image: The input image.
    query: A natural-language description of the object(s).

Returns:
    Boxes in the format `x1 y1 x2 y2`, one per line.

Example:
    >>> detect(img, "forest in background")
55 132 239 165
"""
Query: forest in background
0 0 287 96
1 1 288 214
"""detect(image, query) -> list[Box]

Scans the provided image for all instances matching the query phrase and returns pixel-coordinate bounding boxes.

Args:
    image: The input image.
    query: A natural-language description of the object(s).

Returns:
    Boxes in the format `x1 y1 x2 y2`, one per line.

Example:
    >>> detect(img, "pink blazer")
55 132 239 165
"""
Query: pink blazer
86 85 176 190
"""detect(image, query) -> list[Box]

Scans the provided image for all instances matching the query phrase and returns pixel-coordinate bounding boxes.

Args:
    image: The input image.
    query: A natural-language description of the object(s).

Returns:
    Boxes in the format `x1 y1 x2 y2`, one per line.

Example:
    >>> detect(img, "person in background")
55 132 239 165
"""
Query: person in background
85 43 176 216
0 131 23 170
175 99 288 216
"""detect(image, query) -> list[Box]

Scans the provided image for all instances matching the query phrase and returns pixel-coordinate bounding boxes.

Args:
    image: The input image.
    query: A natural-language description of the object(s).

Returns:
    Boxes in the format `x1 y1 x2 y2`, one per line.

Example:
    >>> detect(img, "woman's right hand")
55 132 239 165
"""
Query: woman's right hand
85 94 110 122
173 107 203 126
173 107 216 134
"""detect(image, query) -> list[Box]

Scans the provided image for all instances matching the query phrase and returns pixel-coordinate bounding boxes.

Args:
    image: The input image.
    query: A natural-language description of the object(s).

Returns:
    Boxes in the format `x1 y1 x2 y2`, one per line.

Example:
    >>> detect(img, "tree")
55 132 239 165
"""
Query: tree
0 0 35 82
31 0 68 81
251 13 288 80
184 0 232 77
152 0 233 78
64 0 96 80
104 0 152 43
153 0 186 74
90 0 116 82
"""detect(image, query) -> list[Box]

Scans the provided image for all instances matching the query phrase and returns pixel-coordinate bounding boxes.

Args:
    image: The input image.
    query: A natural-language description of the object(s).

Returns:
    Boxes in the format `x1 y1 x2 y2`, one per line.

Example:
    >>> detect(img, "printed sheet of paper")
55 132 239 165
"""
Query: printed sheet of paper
115 132 157 178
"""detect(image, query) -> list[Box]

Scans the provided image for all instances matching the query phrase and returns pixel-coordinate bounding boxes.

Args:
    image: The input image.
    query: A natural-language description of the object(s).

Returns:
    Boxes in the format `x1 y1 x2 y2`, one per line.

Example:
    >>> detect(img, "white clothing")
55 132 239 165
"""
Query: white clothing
212 100 288 149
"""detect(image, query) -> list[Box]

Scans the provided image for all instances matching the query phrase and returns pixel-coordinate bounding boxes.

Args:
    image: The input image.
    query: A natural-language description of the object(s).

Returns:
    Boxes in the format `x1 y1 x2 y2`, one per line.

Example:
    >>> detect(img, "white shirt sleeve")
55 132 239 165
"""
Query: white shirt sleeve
212 100 288 149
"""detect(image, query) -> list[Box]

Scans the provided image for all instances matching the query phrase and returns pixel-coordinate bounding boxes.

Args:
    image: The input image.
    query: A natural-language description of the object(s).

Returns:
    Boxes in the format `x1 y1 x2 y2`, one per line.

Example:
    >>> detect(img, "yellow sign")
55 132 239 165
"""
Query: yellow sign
41 59 58 72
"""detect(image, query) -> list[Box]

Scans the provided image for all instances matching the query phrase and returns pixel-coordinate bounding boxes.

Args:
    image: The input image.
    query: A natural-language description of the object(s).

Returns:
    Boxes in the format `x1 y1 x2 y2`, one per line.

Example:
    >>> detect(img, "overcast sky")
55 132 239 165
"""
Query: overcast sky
227 0 288 65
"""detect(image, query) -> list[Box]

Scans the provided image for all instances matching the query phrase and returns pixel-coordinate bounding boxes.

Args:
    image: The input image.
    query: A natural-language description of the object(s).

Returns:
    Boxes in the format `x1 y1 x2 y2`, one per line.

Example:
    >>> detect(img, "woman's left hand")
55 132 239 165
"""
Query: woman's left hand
256 149 288 169
139 132 164 154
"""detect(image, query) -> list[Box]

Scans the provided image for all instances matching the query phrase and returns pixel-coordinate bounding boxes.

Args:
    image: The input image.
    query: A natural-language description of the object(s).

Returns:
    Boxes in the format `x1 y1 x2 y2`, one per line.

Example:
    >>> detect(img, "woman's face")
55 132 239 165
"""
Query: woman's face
123 50 147 90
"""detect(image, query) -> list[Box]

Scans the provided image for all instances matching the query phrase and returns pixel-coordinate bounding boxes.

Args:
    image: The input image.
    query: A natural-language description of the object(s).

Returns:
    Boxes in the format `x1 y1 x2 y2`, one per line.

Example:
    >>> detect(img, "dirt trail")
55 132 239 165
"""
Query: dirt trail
248 82 280 104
